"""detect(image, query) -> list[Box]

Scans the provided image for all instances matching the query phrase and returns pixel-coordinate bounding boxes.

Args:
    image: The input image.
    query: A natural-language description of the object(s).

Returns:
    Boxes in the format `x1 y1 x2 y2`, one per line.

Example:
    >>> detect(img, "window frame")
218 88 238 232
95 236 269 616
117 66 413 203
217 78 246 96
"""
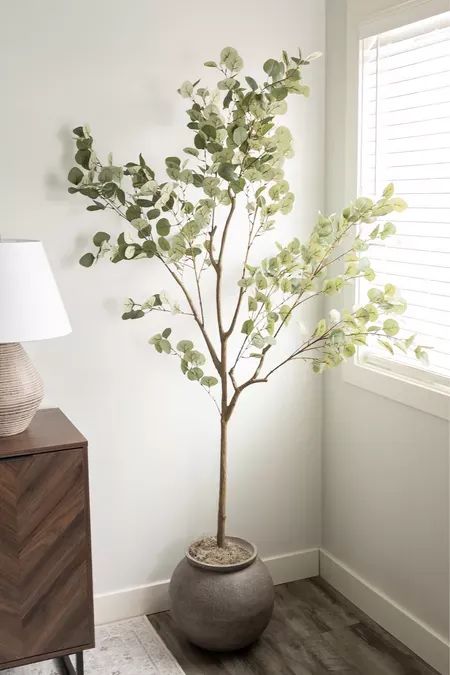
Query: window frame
342 0 450 420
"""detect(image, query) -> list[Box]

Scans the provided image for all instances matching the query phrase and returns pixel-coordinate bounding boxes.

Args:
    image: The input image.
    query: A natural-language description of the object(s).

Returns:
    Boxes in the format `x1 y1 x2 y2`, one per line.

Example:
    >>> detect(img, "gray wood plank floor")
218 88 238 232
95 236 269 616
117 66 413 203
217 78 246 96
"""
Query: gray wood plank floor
148 578 439 675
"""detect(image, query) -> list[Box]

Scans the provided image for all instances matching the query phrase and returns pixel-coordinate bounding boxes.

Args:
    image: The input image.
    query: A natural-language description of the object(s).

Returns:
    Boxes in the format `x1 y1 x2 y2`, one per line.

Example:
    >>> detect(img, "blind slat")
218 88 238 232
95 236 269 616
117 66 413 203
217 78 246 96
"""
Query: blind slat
369 237 450 253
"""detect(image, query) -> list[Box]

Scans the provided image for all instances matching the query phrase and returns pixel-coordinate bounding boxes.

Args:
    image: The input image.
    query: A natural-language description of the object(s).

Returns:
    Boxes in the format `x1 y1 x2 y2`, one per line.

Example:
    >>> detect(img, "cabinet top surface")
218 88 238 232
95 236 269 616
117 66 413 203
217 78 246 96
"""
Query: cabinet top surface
0 409 86 458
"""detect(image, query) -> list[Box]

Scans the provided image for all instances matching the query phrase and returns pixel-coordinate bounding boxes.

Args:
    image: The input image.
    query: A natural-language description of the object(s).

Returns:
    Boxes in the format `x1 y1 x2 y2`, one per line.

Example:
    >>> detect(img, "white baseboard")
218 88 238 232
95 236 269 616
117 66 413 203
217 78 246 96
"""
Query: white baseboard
94 578 171 626
265 547 319 585
94 547 319 626
320 549 450 675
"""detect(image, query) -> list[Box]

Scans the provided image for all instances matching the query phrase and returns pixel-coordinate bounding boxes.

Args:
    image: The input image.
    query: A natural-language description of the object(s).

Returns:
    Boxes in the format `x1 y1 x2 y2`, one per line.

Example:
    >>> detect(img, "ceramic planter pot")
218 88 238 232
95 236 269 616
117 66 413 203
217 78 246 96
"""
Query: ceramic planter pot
169 537 274 651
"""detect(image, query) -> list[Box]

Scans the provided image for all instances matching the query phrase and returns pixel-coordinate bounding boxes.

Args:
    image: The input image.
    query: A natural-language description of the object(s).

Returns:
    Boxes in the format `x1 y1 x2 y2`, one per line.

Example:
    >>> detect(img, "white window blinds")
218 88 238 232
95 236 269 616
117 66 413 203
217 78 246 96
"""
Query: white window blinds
358 11 450 382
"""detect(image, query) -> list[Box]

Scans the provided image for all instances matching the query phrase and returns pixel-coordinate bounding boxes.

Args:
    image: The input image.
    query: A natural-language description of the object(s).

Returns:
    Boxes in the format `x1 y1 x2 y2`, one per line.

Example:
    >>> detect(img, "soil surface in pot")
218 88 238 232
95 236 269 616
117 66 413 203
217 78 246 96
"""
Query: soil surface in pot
189 536 252 565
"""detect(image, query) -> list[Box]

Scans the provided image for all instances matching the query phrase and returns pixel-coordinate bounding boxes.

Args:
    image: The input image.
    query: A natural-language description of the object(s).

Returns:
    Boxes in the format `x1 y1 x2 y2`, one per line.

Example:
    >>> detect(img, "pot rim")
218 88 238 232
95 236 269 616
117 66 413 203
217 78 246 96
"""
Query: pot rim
185 536 257 573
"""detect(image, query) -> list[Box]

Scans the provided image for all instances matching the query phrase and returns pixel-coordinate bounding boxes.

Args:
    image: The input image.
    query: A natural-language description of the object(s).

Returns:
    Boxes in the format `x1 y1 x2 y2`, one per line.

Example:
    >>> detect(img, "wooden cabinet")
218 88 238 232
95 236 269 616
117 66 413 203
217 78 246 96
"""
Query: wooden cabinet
0 409 94 673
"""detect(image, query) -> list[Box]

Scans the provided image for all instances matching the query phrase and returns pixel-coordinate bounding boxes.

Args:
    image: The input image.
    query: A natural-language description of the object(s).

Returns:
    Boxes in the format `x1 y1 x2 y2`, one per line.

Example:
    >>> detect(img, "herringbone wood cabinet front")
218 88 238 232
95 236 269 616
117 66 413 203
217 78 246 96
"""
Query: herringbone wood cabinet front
0 409 94 671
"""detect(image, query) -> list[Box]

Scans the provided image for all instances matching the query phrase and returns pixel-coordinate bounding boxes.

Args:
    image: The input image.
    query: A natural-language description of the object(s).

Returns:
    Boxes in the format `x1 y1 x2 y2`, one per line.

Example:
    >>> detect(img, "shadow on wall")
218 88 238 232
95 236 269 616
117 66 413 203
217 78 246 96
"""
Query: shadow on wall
45 124 77 202
149 538 189 584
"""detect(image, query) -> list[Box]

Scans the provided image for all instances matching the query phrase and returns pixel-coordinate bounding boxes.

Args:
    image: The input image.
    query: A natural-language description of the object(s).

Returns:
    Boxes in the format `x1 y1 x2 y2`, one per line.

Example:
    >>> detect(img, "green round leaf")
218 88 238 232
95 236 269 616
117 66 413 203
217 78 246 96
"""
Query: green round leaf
79 253 95 268
233 127 248 145
384 283 396 297
76 136 92 149
194 134 206 150
102 182 116 198
165 156 181 168
390 197 407 212
241 319 254 335
160 339 171 354
383 319 399 336
177 340 194 352
251 333 265 349
68 167 84 185
93 231 110 247
202 125 216 139
126 205 141 222
86 202 105 212
343 343 356 358
188 350 206 365
80 187 99 199
263 58 283 79
245 76 258 91
380 222 396 239
218 163 237 181
75 148 91 169
142 240 157 257
220 47 243 72
368 288 384 303
158 236 170 251
178 81 193 98
183 147 199 157
138 225 151 238
187 367 204 381
201 376 218 387
383 183 394 198
156 218 171 236
272 86 288 101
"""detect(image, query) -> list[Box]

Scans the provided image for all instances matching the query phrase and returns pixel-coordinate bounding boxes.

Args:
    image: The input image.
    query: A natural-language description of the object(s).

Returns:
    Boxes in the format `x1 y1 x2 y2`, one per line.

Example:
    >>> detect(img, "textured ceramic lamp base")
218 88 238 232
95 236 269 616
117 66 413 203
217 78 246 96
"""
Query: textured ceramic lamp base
0 343 44 436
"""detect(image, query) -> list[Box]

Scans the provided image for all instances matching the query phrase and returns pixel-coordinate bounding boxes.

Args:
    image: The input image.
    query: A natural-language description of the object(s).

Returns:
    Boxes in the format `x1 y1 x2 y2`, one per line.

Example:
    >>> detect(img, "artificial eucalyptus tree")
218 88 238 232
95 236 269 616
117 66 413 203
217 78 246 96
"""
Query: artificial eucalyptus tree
67 47 427 550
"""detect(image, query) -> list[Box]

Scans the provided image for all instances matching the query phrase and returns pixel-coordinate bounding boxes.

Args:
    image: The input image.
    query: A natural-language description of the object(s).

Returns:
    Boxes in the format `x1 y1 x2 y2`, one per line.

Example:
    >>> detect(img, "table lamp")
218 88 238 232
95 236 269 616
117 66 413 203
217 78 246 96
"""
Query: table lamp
0 239 71 436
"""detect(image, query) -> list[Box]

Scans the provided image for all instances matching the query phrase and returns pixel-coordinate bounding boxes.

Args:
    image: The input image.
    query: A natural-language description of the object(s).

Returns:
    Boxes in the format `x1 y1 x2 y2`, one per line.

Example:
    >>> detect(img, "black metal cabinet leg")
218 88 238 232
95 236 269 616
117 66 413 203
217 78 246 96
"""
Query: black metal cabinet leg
76 652 84 675
60 651 84 675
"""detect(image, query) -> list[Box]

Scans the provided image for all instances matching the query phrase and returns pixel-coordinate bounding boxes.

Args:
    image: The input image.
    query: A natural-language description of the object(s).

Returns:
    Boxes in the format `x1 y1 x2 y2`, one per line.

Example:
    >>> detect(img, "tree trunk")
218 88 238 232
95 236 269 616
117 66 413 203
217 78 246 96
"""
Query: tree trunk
216 415 228 548
217 334 228 549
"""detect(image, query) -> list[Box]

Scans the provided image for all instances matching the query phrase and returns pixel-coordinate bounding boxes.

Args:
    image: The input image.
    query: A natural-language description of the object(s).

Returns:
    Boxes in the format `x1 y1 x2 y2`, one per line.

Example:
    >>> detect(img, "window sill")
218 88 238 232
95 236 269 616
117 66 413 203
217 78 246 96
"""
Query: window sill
342 359 450 420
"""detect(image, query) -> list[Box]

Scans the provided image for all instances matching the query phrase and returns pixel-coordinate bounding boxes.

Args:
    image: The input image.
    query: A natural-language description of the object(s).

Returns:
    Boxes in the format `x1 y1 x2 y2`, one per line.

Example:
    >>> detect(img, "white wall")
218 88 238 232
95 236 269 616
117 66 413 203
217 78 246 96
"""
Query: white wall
0 0 325 604
1 1 448 666
324 0 449 652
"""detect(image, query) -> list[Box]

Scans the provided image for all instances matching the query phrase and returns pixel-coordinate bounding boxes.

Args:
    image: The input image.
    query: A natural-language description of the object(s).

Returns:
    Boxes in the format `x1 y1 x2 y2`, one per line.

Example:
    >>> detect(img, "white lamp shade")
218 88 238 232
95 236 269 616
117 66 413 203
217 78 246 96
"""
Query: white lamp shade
0 239 71 343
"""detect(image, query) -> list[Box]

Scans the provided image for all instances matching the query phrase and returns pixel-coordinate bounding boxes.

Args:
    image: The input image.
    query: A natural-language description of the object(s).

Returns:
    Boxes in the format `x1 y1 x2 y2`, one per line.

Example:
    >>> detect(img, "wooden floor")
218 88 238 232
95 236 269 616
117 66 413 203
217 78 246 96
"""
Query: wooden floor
149 578 438 675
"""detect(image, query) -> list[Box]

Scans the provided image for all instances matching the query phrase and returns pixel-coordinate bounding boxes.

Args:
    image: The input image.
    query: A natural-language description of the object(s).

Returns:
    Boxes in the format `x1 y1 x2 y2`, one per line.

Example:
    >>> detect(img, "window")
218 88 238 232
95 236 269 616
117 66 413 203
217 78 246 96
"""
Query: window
357 11 450 388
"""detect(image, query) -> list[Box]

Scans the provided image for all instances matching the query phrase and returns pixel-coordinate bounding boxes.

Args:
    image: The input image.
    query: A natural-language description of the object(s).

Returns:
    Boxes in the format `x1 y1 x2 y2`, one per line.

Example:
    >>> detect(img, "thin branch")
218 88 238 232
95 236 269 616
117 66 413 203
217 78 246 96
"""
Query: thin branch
226 371 267 420
166 221 206 326
192 255 205 324
216 192 236 338
159 256 221 373
169 350 220 414
225 206 259 338
229 273 288 387
201 385 221 415
135 306 194 318
208 202 218 270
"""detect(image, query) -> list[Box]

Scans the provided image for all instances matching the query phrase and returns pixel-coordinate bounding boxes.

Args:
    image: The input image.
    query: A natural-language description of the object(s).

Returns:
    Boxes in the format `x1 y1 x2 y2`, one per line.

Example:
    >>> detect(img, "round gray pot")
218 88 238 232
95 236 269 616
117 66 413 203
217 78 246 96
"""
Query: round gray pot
169 537 274 651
